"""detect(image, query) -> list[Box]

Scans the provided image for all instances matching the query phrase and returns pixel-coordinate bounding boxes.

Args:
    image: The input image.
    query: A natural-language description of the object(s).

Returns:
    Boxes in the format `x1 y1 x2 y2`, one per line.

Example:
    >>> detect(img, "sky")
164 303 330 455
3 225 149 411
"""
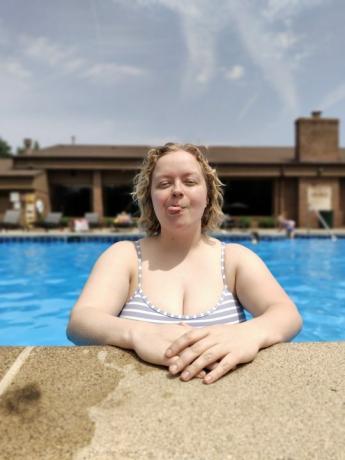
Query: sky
1 0 345 152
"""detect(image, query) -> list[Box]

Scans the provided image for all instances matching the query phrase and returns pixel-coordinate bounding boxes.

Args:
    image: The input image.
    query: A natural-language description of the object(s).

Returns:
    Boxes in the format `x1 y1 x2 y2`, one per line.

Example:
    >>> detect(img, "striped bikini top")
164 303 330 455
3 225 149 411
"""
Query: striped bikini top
118 240 246 327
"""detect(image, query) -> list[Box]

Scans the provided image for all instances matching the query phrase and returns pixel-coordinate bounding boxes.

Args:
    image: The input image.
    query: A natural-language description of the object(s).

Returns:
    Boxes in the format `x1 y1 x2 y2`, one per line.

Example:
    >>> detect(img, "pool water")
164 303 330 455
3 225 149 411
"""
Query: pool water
0 238 344 345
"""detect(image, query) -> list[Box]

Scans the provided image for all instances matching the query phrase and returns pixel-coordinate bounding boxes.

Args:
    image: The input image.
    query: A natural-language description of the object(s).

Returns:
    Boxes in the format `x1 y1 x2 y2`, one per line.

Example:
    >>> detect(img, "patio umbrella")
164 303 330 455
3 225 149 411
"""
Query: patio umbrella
228 202 249 209
223 202 249 216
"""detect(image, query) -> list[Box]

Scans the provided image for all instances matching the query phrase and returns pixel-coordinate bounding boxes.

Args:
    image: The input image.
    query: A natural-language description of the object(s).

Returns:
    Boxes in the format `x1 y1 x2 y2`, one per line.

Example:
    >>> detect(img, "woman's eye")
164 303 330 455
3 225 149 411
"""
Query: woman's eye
185 180 196 185
158 182 170 188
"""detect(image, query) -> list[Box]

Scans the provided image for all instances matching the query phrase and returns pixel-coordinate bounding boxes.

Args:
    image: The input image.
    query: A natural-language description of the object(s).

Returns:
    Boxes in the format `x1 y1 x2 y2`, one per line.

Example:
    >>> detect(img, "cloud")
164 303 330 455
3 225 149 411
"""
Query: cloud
227 1 300 113
276 31 300 50
82 62 147 83
238 93 259 121
22 35 80 67
224 65 245 81
0 59 31 80
319 83 345 111
157 1 222 87
115 0 311 109
117 0 226 88
263 0 329 22
19 34 146 83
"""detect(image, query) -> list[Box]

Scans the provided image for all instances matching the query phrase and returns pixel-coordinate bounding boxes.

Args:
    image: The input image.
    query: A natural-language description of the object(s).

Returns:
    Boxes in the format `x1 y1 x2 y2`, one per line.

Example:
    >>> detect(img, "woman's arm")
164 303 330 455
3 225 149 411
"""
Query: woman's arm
66 241 199 371
232 243 303 348
67 307 139 347
66 240 139 346
164 243 303 384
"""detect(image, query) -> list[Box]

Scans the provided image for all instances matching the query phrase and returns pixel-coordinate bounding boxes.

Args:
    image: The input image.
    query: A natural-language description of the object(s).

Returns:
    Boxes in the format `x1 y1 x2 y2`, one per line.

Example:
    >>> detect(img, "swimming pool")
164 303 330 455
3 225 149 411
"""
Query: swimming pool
0 237 344 345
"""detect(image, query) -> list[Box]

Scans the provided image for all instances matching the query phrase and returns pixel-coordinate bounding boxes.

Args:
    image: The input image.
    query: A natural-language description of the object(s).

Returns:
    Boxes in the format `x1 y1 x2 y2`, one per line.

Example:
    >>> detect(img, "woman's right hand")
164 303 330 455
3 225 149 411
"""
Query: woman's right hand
130 321 218 379
131 321 191 367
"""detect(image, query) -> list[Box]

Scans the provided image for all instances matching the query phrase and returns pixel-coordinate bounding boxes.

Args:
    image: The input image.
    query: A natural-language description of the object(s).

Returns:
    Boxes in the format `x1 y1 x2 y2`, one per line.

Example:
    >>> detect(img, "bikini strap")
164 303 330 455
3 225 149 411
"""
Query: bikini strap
134 240 143 289
221 242 227 286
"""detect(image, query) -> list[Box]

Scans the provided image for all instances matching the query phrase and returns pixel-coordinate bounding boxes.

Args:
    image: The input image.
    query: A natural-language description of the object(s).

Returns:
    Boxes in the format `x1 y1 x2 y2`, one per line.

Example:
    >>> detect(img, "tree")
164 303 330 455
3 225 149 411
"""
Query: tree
16 146 25 155
0 138 12 158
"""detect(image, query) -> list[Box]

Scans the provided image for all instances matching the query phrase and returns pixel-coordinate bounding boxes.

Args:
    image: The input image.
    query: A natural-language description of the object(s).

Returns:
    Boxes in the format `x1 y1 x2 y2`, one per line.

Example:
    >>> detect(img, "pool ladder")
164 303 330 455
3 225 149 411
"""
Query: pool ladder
311 209 337 241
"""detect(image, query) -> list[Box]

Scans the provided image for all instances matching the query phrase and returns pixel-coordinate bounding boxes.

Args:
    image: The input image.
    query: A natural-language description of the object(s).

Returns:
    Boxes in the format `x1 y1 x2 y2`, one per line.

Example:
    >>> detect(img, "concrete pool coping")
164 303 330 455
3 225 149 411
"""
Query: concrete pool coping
0 343 344 459
1 228 345 240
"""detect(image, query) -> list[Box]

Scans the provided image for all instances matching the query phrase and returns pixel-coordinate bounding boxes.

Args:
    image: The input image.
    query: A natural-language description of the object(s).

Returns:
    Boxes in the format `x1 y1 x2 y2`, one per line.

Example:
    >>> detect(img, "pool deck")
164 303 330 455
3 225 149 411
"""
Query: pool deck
0 343 344 459
1 227 345 240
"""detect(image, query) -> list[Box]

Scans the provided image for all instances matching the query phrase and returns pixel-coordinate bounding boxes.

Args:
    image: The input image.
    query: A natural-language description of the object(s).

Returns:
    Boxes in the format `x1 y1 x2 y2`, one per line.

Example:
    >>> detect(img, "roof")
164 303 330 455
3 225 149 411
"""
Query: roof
13 144 345 164
25 145 151 159
206 146 295 163
21 144 296 164
0 159 14 170
0 169 43 177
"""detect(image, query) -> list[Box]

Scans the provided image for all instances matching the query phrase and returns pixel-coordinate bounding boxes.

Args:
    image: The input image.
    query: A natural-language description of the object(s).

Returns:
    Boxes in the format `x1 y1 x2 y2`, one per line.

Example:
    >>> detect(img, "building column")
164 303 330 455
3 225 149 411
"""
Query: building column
273 178 284 217
92 171 104 217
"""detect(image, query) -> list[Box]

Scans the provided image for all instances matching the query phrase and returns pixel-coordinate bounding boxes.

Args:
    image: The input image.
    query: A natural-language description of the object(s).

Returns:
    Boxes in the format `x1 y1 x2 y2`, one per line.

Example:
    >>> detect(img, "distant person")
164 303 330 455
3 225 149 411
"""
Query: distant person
251 231 260 244
67 143 302 385
278 214 295 238
35 199 44 221
113 211 133 228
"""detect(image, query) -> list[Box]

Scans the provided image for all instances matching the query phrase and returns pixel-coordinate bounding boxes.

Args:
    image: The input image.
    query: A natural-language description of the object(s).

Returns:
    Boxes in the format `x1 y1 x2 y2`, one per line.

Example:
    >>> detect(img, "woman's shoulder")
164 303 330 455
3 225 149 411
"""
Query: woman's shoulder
223 242 258 264
96 239 138 268
106 239 137 254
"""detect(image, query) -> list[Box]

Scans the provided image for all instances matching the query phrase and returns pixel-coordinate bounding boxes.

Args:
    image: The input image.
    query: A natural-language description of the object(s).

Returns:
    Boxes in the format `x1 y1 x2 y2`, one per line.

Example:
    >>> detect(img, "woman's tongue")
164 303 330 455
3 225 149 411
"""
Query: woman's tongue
168 205 183 214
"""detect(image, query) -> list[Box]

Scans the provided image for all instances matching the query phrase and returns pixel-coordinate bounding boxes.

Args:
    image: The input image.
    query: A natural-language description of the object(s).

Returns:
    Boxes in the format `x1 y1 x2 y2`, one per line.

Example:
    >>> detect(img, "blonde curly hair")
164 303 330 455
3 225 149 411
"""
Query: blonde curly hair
132 143 224 235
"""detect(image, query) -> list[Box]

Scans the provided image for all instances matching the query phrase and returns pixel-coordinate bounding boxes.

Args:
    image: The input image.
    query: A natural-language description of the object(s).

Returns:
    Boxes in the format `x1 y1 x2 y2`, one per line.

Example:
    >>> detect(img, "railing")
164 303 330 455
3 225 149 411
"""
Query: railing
311 208 337 241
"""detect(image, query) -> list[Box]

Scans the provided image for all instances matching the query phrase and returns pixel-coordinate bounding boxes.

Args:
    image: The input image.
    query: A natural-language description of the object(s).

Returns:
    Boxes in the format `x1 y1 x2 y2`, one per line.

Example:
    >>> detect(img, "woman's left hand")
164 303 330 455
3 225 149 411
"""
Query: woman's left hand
165 322 262 384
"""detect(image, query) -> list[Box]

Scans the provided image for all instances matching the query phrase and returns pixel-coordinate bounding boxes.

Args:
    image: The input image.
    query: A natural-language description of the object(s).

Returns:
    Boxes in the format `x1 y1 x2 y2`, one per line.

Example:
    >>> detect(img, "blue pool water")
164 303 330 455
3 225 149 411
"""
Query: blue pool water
0 238 344 345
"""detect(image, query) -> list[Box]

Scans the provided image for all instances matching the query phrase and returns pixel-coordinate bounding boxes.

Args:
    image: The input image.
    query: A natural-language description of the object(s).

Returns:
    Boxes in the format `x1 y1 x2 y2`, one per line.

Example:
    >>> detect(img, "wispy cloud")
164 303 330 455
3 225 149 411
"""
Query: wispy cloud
83 62 147 83
19 34 146 83
117 0 317 111
154 1 222 88
263 0 328 22
227 1 301 113
22 36 79 67
119 0 226 89
319 83 345 111
0 59 31 80
224 65 245 81
238 93 260 121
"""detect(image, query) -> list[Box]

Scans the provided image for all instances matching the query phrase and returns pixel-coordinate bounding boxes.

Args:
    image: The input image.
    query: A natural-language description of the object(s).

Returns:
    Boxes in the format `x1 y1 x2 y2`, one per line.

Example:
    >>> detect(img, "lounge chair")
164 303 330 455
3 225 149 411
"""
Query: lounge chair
84 212 100 228
0 210 21 229
42 212 63 230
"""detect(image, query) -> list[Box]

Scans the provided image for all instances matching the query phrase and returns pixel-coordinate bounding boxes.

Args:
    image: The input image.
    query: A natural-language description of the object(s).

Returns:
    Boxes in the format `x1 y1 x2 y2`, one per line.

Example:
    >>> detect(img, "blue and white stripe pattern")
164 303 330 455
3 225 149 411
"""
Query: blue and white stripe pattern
118 240 246 327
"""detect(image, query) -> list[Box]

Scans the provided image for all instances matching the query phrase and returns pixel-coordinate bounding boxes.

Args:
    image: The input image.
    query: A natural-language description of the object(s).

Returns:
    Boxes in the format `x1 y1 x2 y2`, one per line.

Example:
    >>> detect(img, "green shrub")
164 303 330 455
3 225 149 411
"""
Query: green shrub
258 216 276 228
103 217 114 227
238 216 251 229
61 217 70 227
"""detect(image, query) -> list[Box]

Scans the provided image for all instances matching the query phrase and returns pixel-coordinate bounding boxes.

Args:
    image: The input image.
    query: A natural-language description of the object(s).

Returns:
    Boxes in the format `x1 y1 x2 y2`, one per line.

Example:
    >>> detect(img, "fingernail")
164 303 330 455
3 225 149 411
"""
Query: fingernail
181 371 190 380
170 365 177 374
166 349 172 357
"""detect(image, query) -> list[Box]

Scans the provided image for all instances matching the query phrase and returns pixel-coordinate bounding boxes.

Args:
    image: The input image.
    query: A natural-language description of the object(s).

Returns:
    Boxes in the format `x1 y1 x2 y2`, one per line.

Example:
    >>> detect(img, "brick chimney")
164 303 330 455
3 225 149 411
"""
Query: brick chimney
295 111 340 162
23 138 33 154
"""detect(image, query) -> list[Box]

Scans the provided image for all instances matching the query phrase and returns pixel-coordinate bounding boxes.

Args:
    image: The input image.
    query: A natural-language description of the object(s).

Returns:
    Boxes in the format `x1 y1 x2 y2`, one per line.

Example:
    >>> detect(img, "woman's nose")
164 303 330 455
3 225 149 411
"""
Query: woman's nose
172 182 183 196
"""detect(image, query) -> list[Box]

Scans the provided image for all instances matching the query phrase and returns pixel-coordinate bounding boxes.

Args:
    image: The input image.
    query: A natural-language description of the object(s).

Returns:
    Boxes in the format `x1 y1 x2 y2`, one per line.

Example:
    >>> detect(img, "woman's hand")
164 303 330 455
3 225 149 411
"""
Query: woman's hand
164 322 262 384
131 321 207 378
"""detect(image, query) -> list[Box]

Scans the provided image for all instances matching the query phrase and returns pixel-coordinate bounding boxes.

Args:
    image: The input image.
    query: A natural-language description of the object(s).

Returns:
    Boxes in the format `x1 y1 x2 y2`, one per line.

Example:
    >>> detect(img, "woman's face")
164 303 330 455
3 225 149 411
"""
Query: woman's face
150 150 208 231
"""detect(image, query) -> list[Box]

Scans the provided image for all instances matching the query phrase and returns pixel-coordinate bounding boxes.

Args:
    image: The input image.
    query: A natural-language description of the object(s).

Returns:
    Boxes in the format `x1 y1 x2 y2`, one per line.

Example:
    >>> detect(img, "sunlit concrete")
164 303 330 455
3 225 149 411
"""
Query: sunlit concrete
0 343 344 459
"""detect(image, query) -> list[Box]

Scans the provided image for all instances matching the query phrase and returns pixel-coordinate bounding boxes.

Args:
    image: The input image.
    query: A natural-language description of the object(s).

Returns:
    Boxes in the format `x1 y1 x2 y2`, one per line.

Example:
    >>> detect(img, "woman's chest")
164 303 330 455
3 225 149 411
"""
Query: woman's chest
137 260 234 316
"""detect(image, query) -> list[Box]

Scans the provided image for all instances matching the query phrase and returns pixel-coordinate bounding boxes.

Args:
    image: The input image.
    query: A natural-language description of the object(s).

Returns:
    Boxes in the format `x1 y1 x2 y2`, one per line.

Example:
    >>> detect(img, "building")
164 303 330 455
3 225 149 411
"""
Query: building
1 111 345 228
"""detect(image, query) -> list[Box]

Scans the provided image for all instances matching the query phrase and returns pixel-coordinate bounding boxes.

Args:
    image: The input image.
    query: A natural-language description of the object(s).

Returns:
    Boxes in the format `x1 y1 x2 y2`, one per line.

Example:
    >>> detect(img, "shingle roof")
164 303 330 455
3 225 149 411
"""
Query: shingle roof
26 144 296 164
17 144 345 164
0 169 43 177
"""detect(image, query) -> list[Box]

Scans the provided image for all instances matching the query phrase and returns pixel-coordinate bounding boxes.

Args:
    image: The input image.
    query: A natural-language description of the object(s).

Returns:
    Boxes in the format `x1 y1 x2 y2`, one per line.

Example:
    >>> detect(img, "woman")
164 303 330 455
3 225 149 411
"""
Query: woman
67 143 302 384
